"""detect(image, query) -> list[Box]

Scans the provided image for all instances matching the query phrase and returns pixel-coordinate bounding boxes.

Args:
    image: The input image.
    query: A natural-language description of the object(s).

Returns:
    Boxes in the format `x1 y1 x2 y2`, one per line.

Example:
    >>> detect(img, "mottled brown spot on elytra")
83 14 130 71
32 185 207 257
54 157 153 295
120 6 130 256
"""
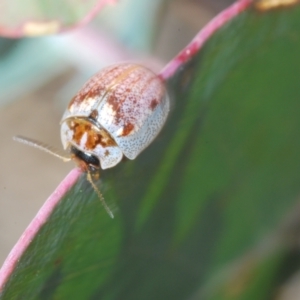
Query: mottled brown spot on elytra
105 66 141 117
80 87 101 101
150 99 158 110
106 70 143 125
68 77 105 111
104 150 110 156
121 123 134 136
68 119 116 149
89 109 99 120
107 93 120 114
107 65 140 91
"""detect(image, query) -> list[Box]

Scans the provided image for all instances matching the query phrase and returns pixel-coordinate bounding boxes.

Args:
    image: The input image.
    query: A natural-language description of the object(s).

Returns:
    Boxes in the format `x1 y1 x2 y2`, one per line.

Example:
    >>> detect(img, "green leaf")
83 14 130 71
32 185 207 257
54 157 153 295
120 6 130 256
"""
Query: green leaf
2 2 300 299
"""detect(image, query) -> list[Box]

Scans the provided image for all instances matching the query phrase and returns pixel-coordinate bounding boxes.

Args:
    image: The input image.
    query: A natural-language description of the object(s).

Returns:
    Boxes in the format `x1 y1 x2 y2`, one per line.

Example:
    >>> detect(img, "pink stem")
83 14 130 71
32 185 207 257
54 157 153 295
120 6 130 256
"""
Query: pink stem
0 168 82 291
159 0 252 80
66 0 117 32
0 0 115 38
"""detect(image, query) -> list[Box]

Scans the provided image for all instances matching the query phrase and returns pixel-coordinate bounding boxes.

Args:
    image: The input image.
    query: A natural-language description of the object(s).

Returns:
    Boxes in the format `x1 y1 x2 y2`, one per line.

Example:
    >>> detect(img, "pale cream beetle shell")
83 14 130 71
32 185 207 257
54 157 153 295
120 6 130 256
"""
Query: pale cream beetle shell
60 63 170 170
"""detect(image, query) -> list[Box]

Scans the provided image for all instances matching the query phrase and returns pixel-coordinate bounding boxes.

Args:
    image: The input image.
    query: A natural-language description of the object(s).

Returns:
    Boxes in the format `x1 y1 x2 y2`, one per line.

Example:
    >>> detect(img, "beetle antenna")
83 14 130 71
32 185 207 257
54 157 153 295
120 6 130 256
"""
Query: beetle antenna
86 171 114 218
13 135 71 162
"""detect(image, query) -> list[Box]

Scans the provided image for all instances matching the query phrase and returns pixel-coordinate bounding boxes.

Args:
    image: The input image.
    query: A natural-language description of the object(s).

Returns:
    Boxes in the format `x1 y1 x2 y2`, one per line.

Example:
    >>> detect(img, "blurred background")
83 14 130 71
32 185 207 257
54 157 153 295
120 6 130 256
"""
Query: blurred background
0 0 235 269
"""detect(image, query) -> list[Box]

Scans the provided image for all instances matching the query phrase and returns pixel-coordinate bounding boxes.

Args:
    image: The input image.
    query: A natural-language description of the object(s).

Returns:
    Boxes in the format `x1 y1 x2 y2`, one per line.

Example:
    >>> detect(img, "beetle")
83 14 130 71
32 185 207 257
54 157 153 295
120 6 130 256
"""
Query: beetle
14 63 170 218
